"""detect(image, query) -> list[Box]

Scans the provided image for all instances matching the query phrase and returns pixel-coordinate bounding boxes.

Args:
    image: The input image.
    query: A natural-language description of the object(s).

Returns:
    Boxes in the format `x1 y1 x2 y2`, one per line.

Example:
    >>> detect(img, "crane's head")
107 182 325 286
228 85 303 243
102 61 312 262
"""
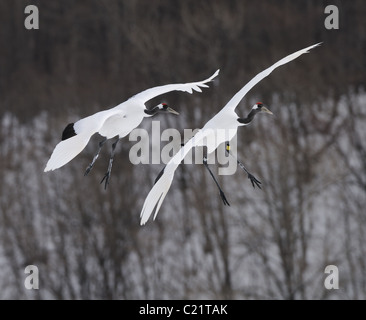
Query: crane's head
145 103 179 117
252 102 273 115
158 103 179 115
237 102 273 125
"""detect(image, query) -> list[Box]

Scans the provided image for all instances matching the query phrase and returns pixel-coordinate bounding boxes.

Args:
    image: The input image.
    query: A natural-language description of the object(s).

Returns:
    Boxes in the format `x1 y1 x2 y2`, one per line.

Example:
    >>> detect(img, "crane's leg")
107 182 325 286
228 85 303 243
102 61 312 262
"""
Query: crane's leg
85 137 107 176
100 137 120 189
154 141 184 184
154 165 166 184
203 156 230 206
225 143 261 189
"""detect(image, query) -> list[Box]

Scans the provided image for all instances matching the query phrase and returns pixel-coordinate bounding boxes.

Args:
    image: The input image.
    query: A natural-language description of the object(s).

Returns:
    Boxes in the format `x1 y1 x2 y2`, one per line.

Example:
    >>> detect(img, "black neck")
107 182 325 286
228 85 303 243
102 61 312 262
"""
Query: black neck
144 106 160 116
237 109 257 124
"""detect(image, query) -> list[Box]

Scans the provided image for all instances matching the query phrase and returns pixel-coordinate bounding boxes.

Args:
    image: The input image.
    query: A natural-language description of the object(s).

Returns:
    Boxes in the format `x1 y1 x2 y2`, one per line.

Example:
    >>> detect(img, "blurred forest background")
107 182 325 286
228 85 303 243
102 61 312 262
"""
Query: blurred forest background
0 0 365 299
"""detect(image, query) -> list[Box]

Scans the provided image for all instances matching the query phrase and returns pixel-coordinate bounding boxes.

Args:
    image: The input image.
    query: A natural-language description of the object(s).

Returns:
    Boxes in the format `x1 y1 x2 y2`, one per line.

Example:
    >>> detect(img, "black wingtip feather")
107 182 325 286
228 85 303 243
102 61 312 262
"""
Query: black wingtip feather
62 123 76 141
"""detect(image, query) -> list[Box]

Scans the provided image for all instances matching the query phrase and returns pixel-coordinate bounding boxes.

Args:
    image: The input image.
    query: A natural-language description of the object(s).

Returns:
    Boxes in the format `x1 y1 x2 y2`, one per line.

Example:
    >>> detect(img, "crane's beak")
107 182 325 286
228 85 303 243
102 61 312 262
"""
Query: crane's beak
261 106 273 115
167 107 179 115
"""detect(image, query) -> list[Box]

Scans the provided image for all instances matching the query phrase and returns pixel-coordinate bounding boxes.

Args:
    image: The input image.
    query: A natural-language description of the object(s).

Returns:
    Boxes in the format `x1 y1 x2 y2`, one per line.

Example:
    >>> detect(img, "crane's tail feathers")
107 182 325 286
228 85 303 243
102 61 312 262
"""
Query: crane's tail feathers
44 133 91 172
140 171 174 225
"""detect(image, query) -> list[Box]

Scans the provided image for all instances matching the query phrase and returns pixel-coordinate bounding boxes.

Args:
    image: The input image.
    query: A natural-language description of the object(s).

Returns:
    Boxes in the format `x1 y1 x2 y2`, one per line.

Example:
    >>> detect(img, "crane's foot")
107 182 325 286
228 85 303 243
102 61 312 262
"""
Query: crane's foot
84 163 94 176
85 156 99 176
248 173 262 189
219 190 230 206
85 138 106 176
100 171 111 189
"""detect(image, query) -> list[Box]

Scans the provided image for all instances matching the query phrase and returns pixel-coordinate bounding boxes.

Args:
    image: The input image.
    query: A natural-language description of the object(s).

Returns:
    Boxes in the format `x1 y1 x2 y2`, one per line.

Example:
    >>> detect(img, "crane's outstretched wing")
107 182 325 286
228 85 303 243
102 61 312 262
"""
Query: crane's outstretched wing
220 43 321 113
44 109 120 172
131 69 220 103
140 130 207 225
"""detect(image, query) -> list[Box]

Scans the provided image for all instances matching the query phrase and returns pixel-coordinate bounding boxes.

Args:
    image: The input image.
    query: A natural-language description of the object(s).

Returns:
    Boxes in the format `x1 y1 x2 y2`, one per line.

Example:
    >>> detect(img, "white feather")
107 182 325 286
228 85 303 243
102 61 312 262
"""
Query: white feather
220 43 321 113
140 130 210 225
44 133 92 171
131 69 220 102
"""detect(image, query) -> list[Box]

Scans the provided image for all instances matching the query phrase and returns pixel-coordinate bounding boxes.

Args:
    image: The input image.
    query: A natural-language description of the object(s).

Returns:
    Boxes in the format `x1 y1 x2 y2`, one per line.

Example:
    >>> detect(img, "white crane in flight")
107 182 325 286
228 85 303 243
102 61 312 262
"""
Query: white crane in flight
44 70 219 188
140 43 321 225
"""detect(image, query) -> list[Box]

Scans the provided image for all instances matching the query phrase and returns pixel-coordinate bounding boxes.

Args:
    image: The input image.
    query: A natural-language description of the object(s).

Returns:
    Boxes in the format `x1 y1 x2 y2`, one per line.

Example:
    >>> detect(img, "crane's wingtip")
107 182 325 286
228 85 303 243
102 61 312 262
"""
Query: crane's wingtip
140 208 148 225
140 216 149 226
213 69 220 77
306 42 322 52
44 163 57 172
206 69 220 81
